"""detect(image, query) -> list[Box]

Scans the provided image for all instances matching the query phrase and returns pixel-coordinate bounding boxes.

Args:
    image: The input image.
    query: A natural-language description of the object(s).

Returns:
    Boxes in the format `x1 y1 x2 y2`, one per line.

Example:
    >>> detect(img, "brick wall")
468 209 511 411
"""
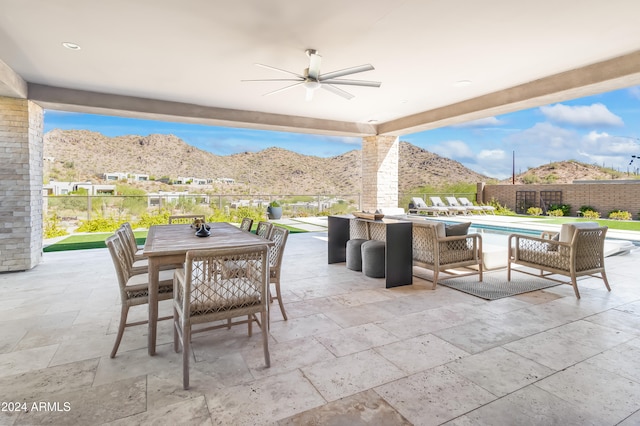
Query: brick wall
0 97 43 271
482 181 640 218
361 135 399 212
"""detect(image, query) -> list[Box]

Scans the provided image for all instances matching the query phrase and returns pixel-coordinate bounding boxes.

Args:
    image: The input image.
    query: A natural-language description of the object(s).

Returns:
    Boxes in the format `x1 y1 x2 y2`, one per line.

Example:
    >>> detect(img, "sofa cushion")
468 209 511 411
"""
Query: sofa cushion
559 222 599 243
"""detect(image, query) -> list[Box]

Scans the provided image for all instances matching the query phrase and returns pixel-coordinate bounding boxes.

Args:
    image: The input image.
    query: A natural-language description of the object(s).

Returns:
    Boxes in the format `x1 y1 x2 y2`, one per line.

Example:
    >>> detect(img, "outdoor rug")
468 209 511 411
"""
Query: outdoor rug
437 270 563 300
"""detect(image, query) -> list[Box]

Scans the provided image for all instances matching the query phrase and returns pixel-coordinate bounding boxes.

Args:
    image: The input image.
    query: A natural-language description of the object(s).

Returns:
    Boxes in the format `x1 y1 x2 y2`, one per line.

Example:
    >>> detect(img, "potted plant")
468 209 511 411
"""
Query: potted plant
267 200 283 220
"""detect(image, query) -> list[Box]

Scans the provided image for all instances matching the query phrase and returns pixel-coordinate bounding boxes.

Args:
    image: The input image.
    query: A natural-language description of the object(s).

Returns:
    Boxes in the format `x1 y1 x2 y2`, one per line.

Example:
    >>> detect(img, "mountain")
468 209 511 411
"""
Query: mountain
505 160 635 184
43 129 488 194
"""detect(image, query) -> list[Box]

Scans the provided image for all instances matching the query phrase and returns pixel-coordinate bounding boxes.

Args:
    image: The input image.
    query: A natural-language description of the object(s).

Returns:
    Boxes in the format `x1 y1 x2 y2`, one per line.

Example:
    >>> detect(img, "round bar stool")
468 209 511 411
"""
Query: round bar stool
361 240 385 278
346 239 367 271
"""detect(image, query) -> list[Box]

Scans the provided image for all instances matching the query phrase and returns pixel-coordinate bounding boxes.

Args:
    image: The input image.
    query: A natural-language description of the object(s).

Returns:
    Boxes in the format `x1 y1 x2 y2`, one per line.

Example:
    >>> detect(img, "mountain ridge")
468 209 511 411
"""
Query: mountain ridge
43 129 489 194
45 130 635 194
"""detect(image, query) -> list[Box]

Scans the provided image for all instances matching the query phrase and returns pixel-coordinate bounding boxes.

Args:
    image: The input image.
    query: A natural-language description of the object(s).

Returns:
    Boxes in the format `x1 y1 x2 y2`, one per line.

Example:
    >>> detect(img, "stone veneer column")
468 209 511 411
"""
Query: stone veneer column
361 135 399 212
0 97 43 271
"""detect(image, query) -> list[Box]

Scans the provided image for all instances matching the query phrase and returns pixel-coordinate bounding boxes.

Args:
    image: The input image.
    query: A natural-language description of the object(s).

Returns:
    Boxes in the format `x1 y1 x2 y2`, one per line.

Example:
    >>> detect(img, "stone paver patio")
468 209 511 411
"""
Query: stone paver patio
1 230 640 425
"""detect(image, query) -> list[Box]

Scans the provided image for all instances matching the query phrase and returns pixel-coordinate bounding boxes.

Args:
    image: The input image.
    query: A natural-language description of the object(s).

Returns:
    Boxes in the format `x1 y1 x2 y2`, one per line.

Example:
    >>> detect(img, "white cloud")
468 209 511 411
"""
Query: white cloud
477 149 505 160
452 116 504 128
539 103 623 127
430 140 475 159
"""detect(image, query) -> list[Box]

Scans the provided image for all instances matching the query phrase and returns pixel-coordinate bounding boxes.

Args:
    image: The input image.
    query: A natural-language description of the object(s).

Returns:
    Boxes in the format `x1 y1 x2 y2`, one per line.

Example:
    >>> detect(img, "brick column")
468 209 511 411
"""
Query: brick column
361 135 399 212
0 97 43 271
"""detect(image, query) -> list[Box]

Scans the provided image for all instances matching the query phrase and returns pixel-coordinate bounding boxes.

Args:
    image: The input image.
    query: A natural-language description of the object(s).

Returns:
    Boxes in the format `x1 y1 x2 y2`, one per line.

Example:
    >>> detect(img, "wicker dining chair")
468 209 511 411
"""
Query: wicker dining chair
106 234 175 358
121 222 146 261
240 217 254 232
267 226 290 320
168 214 206 224
115 227 149 275
255 221 273 239
173 245 270 389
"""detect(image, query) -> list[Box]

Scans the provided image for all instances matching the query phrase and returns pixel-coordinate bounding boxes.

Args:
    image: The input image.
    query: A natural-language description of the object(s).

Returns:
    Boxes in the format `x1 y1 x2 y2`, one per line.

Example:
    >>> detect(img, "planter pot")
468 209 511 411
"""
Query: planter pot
267 206 282 220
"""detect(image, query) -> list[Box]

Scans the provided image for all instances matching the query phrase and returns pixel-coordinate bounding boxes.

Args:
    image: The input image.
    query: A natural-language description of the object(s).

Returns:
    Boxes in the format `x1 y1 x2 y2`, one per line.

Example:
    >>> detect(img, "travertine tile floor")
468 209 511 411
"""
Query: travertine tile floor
1 232 640 425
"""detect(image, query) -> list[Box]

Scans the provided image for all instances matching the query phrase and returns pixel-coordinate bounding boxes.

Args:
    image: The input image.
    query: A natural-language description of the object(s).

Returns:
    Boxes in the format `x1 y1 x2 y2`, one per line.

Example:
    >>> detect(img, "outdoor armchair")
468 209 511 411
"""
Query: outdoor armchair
412 221 483 289
507 222 610 298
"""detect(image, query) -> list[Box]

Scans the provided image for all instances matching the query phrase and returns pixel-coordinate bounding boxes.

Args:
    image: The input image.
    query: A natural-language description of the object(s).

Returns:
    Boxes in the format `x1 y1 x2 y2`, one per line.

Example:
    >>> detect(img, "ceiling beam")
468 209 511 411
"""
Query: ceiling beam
28 84 377 137
379 50 640 136
0 59 27 99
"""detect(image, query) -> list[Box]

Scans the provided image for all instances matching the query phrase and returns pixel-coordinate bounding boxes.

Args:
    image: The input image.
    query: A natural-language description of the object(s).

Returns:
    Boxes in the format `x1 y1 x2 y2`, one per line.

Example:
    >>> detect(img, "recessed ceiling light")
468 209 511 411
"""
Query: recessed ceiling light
62 42 81 50
453 80 472 87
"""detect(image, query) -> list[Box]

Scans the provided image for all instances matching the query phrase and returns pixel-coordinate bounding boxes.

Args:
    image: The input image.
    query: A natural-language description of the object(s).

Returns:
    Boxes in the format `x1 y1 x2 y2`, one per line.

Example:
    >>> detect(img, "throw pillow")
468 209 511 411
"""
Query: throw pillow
547 233 560 252
445 222 471 236
444 222 471 250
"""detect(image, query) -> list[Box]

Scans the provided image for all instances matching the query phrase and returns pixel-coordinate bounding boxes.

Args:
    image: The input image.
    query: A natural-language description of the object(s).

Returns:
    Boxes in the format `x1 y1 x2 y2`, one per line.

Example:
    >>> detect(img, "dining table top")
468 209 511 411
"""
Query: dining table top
143 222 273 257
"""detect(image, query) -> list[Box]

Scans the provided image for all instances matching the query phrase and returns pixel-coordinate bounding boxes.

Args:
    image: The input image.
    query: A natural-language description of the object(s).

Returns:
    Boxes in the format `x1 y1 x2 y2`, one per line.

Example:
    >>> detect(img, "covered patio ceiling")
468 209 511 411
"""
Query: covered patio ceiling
1 0 640 137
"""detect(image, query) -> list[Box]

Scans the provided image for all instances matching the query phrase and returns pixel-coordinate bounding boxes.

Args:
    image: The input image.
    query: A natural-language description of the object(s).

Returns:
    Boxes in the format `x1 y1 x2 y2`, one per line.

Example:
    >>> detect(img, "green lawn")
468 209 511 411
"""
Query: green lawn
43 225 309 252
516 215 640 231
43 231 148 252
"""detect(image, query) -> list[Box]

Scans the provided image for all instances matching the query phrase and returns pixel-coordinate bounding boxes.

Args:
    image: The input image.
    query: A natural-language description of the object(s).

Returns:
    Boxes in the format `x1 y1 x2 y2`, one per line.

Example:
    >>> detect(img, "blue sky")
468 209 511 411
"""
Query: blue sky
44 85 640 179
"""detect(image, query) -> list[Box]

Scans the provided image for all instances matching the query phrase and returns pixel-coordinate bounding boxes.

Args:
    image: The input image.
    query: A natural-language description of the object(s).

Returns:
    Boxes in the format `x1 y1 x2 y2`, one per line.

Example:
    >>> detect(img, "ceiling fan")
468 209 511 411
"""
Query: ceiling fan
242 49 381 101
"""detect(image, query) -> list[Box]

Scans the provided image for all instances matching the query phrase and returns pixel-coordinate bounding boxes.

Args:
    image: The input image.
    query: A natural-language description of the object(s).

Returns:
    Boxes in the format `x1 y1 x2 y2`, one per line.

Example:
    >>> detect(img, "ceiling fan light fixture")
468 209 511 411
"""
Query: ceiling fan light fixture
62 42 81 50
303 80 321 90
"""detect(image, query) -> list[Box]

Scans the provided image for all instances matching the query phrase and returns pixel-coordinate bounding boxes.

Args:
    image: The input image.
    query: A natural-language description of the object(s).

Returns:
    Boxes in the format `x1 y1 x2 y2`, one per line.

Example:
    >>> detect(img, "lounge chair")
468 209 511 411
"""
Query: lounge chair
445 196 474 215
459 197 495 215
455 197 484 215
430 196 466 215
408 197 448 216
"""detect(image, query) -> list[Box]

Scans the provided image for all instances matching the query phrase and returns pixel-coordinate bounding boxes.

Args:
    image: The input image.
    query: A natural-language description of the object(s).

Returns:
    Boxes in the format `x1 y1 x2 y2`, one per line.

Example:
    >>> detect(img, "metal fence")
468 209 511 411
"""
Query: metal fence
44 193 362 226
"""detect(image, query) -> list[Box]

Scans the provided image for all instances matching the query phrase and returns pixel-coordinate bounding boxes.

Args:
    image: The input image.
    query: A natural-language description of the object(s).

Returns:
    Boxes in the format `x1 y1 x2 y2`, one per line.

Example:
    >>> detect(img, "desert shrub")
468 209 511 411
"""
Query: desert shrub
44 213 68 238
527 207 543 216
547 209 564 217
545 174 558 183
608 210 632 221
222 206 266 224
582 210 601 219
522 174 539 184
488 199 515 215
75 216 122 232
549 203 571 216
135 210 171 228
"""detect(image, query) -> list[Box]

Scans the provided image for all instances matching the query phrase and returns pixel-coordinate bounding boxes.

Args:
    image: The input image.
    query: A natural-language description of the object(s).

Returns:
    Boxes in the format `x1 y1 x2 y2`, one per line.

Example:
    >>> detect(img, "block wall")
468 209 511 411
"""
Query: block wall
0 97 43 271
482 182 640 218
361 135 399 212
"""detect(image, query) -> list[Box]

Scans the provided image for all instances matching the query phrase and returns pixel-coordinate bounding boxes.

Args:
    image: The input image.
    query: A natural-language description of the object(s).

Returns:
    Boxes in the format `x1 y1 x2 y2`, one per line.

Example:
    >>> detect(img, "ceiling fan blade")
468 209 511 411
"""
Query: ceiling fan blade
320 78 381 88
242 78 304 82
307 52 322 80
321 84 354 100
319 64 375 81
263 82 304 97
255 63 305 79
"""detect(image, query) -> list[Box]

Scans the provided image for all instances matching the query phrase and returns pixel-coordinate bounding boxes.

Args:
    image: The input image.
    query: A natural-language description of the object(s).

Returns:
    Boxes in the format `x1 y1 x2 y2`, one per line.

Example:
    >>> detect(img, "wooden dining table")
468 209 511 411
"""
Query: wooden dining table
143 222 273 356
